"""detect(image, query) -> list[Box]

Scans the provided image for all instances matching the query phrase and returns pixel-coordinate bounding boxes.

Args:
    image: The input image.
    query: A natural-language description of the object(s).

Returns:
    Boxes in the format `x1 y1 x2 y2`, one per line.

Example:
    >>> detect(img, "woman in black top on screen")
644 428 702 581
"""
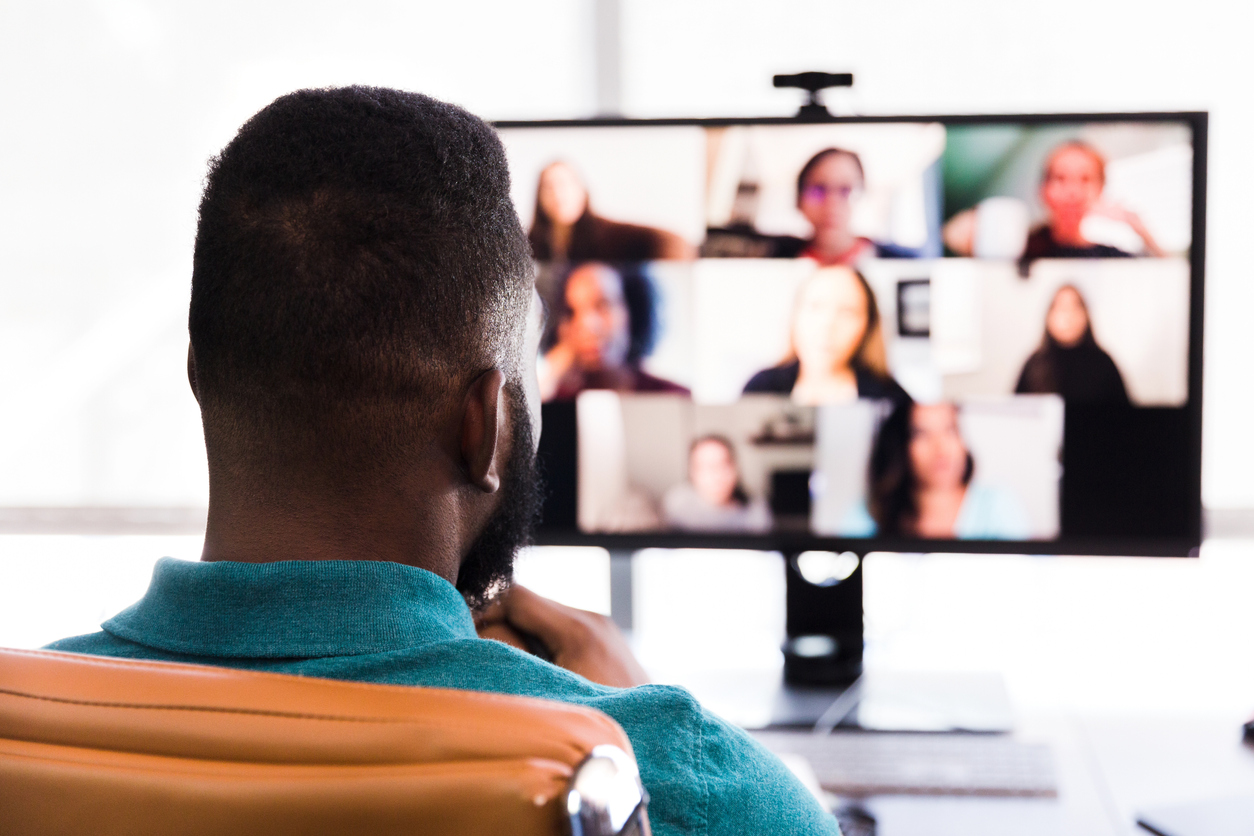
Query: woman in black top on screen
743 265 910 406
1015 284 1129 404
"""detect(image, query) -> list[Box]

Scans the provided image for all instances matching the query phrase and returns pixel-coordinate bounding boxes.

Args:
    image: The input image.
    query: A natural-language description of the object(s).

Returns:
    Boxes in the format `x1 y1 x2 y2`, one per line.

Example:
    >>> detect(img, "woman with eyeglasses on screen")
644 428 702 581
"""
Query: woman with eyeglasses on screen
772 148 920 265
742 265 910 406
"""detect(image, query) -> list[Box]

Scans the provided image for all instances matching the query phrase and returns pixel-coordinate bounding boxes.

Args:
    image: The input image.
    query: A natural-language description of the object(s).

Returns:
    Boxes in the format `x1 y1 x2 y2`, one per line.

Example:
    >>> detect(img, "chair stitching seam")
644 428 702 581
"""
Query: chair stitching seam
0 686 544 729
4 649 603 714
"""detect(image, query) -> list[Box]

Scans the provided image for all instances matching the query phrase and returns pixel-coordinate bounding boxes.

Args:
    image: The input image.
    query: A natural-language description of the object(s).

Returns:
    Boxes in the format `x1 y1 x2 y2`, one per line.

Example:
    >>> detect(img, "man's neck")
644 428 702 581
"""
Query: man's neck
199 468 473 587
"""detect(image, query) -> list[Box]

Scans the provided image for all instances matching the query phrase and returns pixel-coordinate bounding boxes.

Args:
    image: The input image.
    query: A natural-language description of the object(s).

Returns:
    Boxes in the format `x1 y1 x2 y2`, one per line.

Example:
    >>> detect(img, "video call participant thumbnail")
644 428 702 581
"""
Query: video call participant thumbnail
528 161 695 262
743 265 911 406
662 434 772 533
1024 141 1163 262
946 140 1164 264
1016 284 1130 404
772 148 921 265
539 261 689 401
842 402 1029 540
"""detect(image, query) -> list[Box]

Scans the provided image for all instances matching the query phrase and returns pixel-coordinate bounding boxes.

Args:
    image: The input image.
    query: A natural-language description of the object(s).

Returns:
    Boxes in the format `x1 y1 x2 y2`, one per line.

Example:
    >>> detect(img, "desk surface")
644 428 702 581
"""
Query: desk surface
671 669 1254 835
750 711 1254 836
621 545 1254 835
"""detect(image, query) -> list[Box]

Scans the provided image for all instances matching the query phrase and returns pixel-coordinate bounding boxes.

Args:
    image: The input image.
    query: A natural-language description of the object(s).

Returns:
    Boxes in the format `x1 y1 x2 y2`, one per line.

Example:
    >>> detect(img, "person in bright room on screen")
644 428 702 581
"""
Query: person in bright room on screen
742 265 911 406
538 261 688 401
841 402 1030 539
945 140 1164 262
527 161 695 262
662 435 772 532
1016 284 1130 404
771 147 920 265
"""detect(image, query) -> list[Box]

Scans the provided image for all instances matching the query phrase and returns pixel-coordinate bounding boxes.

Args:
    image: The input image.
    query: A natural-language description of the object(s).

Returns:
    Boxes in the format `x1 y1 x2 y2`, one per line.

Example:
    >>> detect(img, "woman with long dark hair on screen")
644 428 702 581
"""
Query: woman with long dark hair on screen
840 402 1029 540
528 160 695 262
1016 284 1130 404
742 265 910 406
772 147 919 264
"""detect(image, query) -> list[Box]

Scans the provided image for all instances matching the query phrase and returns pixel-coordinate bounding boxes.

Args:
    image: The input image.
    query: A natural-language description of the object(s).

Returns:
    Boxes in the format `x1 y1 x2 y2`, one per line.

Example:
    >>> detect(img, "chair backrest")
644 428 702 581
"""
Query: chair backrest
0 647 649 836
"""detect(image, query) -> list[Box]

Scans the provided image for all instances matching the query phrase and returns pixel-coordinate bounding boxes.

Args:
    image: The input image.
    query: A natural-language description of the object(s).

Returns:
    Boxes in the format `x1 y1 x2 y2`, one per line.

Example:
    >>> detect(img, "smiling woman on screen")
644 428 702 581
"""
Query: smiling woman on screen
944 140 1164 263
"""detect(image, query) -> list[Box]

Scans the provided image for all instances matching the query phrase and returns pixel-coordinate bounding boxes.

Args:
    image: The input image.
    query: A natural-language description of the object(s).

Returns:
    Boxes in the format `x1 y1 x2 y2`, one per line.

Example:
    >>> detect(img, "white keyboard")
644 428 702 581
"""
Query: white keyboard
753 731 1057 798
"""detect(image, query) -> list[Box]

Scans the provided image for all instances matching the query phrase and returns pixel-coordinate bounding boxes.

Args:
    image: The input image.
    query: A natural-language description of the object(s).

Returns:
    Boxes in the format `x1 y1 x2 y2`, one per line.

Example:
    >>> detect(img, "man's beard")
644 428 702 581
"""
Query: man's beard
456 389 543 610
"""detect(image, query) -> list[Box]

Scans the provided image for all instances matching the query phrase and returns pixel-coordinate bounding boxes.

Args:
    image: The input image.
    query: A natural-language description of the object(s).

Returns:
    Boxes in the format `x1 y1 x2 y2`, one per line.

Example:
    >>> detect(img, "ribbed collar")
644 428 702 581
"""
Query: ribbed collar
102 558 477 659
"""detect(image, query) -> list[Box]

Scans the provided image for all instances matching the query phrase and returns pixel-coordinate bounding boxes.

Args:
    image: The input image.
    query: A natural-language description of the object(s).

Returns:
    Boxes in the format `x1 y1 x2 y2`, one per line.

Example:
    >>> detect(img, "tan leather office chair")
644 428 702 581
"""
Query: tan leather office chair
0 648 650 835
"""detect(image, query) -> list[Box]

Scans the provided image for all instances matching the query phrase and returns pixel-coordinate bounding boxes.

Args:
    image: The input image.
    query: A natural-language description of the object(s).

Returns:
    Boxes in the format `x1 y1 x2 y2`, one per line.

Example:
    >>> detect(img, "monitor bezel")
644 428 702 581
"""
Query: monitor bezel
496 111 1207 557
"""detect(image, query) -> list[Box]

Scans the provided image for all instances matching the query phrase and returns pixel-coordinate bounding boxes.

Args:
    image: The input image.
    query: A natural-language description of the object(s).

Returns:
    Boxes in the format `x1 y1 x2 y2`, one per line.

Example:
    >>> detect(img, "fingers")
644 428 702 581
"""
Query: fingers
477 621 533 652
505 586 650 688
472 597 506 629
496 584 584 652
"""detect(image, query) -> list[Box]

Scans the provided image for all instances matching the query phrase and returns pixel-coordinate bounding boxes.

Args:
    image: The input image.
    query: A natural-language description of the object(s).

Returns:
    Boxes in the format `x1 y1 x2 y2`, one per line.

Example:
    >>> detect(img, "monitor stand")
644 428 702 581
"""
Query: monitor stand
607 548 1015 732
782 550 864 687
773 550 1014 732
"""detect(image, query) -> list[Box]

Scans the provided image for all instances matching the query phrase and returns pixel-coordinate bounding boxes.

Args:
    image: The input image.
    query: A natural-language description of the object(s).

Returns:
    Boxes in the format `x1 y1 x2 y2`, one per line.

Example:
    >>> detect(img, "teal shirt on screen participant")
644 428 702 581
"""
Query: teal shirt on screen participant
47 557 838 836
838 482 1032 540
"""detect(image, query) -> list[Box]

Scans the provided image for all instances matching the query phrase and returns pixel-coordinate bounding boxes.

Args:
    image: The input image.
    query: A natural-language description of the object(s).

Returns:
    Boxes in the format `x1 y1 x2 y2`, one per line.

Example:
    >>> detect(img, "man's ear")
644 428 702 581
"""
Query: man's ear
187 345 200 405
461 369 506 493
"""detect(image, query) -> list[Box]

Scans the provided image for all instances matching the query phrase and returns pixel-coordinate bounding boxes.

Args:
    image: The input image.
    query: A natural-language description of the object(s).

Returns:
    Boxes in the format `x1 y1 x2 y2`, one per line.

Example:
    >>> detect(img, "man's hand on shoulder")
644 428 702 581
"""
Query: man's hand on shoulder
474 585 649 689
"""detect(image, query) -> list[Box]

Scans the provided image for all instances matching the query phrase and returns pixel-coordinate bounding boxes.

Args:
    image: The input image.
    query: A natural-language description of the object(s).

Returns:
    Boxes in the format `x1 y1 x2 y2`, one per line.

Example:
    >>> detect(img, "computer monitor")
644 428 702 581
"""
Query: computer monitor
497 113 1206 558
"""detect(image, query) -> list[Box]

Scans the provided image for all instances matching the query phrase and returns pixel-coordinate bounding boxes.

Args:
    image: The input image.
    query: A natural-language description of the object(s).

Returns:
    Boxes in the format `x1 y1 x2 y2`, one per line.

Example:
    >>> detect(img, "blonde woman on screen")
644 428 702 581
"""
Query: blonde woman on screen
944 141 1164 262
742 265 909 406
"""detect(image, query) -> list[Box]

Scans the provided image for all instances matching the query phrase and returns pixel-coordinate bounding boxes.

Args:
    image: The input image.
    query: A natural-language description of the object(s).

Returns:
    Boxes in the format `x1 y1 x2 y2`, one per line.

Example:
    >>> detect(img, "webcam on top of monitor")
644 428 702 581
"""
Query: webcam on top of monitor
772 71 854 118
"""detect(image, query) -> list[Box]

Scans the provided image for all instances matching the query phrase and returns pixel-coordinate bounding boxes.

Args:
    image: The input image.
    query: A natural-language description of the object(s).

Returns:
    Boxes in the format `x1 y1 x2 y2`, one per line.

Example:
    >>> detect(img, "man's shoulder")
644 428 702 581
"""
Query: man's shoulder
44 630 160 659
631 368 690 395
743 362 799 394
329 642 838 833
37 634 835 833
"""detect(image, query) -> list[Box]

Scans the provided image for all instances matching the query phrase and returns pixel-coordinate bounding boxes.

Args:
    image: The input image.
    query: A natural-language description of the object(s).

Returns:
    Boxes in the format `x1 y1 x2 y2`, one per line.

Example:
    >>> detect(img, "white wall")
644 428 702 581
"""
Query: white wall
0 0 1249 507
0 0 592 506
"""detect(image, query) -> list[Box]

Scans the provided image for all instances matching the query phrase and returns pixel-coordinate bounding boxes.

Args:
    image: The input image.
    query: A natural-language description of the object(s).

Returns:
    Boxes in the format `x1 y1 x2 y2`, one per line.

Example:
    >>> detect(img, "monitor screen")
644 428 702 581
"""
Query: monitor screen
496 114 1205 556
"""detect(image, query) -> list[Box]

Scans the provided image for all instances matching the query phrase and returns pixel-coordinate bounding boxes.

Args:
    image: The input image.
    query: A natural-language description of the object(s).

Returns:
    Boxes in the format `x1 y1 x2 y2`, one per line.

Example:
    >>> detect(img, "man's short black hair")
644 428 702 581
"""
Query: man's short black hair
189 87 532 476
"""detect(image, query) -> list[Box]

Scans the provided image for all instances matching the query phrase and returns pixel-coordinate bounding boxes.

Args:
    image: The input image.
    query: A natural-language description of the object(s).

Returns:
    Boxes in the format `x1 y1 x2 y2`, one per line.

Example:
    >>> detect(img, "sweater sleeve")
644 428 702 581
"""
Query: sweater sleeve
698 712 842 835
